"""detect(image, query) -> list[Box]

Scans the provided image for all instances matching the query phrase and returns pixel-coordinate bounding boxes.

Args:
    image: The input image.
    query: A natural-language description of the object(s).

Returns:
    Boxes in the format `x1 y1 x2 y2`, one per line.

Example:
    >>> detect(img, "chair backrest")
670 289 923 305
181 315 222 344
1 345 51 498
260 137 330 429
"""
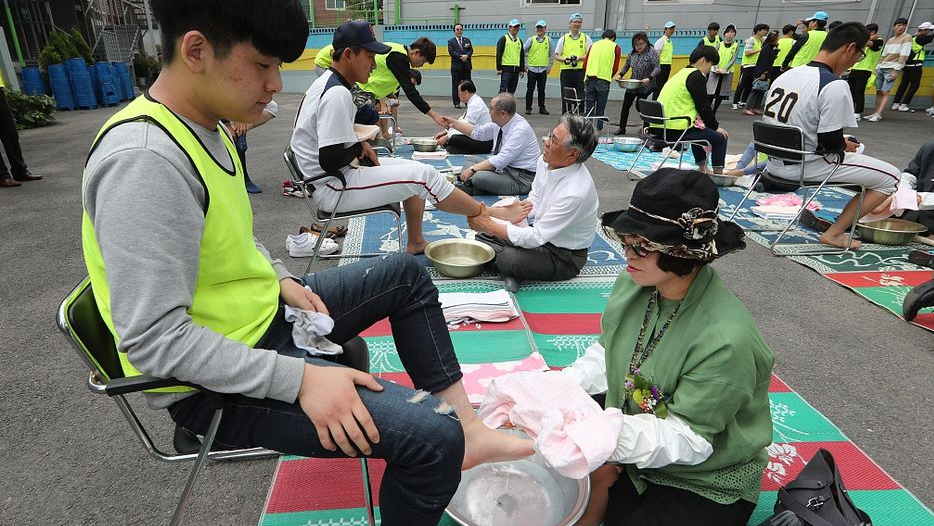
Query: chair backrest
752 121 807 163
282 146 311 190
635 98 667 126
562 87 581 102
57 278 125 382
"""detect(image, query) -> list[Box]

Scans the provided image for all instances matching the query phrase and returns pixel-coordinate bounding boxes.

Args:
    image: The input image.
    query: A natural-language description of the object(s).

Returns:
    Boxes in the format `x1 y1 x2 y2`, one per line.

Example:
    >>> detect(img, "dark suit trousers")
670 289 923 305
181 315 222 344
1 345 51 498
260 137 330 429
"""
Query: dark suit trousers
451 66 471 105
0 88 28 177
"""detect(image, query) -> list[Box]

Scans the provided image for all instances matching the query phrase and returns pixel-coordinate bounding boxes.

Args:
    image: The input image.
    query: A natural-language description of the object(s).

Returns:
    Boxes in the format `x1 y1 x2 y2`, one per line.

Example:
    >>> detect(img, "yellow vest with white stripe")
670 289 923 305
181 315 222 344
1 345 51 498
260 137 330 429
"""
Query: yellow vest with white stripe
717 41 738 71
741 37 762 66
702 35 721 49
527 36 551 67
852 42 882 72
912 37 926 63
82 96 280 388
659 36 673 65
791 30 826 67
501 34 522 67
585 39 618 81
773 37 793 67
357 42 407 98
653 67 697 131
559 33 587 70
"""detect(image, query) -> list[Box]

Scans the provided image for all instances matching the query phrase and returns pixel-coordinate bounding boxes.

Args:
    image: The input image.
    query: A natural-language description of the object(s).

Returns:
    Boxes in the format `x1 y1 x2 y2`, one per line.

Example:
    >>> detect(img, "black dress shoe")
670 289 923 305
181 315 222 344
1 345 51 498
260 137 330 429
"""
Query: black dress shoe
539 108 549 115
12 171 42 182
1 177 21 187
525 109 533 115
503 275 521 293
909 249 934 270
454 103 462 109
614 128 626 136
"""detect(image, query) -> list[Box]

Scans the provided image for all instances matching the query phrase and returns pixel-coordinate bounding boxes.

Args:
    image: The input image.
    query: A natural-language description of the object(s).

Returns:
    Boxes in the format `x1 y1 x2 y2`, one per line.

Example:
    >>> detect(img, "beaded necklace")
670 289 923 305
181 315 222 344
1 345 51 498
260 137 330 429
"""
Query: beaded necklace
629 288 681 374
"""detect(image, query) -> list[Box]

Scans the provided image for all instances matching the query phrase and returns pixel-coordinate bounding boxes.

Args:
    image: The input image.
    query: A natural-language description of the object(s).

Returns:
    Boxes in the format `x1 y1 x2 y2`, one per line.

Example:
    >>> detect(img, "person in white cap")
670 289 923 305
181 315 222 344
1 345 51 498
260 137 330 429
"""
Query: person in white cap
865 17 913 122
524 19 554 115
783 11 829 69
555 12 593 113
891 21 934 112
652 21 676 99
496 19 526 94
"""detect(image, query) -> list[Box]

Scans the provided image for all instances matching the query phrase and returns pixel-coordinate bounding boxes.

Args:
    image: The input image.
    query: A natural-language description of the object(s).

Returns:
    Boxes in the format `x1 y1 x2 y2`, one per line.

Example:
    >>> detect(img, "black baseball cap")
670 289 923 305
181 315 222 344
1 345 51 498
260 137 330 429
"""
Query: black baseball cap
333 20 391 54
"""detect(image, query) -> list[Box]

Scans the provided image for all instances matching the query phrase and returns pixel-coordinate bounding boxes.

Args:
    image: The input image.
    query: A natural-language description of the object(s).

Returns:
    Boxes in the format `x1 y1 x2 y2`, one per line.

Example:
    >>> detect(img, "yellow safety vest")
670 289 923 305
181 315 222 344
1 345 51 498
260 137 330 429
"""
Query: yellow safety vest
559 33 587 70
659 36 673 65
315 44 333 69
773 37 793 67
741 36 762 67
912 37 926 63
717 41 738 71
791 30 826 67
852 41 882 72
653 67 697 130
501 34 522 67
82 96 280 388
702 35 721 49
357 42 407 98
585 39 619 81
527 36 551 67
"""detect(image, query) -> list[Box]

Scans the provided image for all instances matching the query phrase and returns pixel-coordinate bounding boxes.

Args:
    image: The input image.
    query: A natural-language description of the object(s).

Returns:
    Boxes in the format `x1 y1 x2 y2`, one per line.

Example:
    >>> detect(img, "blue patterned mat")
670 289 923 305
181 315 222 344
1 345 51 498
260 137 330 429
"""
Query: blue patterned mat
591 142 699 175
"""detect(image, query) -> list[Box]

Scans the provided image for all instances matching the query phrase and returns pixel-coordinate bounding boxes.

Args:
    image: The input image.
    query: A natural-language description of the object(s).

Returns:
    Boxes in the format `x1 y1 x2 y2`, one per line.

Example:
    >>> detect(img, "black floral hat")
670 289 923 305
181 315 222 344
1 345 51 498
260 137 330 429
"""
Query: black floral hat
602 168 746 261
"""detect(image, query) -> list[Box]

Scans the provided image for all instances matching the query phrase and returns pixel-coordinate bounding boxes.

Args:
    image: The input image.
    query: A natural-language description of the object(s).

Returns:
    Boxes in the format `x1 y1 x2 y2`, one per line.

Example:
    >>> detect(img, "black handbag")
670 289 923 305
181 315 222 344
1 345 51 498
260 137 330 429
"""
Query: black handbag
758 449 872 526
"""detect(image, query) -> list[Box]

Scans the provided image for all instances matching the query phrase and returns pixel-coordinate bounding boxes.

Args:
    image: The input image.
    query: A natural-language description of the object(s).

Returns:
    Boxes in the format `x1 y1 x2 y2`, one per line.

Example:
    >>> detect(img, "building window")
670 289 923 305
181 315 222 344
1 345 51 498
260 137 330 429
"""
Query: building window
325 0 346 10
525 0 581 4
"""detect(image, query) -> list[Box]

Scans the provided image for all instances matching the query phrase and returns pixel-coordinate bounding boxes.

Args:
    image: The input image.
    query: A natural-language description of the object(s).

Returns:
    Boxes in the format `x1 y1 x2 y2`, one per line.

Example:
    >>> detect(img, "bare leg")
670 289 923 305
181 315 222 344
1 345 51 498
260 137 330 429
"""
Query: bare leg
403 196 429 255
435 187 484 217
874 91 889 115
820 189 889 249
575 464 623 526
433 381 535 470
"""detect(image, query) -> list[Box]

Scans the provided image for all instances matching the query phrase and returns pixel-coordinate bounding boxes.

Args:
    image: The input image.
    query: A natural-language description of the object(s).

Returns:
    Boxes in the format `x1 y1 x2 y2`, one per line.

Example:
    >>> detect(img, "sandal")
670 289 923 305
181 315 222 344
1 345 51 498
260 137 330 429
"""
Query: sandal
306 223 348 238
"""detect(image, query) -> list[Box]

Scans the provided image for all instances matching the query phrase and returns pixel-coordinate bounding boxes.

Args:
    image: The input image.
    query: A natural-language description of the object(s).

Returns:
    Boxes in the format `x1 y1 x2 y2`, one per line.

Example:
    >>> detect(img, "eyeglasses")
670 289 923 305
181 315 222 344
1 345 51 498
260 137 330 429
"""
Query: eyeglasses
602 226 652 257
853 44 866 60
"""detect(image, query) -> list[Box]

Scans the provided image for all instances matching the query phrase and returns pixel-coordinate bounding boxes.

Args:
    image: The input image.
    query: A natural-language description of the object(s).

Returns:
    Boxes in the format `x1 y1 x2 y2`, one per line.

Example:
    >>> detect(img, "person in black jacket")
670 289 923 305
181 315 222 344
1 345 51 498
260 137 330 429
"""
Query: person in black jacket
448 24 473 108
742 31 779 115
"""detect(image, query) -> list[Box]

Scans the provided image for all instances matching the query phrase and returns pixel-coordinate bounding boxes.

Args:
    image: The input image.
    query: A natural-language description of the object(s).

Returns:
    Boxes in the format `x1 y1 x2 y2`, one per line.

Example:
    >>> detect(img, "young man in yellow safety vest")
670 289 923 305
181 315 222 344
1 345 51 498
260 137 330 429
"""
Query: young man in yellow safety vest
81 6 532 524
555 12 593 113
783 11 829 69
524 19 553 115
698 22 721 49
496 19 526 94
652 21 676 100
582 29 621 130
732 23 769 109
846 23 883 119
770 24 796 81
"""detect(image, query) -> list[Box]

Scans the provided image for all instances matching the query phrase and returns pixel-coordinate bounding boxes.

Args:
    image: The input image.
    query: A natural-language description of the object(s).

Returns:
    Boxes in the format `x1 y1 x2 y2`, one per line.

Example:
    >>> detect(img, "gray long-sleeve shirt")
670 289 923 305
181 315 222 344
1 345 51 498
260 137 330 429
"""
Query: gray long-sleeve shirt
83 116 305 409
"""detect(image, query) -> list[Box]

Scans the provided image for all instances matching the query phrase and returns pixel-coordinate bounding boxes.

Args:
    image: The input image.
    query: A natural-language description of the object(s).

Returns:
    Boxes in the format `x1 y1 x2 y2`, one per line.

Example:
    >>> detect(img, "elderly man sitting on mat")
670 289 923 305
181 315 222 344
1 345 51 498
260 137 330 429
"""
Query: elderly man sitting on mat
467 115 599 292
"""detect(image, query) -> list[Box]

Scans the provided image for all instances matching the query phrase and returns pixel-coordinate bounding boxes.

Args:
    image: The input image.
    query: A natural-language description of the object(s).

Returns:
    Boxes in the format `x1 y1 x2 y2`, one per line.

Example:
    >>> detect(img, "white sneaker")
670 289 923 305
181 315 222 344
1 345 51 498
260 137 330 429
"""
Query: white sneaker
891 103 900 110
925 106 934 115
854 113 861 121
738 102 746 108
287 233 339 257
898 104 914 112
865 113 882 122
731 103 739 110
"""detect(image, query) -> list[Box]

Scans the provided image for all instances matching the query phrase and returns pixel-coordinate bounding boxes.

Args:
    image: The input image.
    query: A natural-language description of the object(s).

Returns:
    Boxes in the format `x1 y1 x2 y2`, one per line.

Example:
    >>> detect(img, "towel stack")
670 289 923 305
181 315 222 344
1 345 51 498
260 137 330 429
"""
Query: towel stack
439 290 520 326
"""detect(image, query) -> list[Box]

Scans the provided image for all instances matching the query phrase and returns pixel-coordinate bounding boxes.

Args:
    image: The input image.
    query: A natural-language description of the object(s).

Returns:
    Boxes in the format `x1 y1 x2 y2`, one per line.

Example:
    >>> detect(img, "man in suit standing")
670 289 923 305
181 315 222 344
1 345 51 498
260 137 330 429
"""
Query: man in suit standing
449 24 473 108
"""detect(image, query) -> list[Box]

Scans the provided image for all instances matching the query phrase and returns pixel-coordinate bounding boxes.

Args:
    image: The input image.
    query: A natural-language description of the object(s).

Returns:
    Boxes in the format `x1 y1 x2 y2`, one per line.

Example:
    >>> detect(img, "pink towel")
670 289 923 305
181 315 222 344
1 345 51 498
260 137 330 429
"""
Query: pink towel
755 193 820 210
479 370 624 479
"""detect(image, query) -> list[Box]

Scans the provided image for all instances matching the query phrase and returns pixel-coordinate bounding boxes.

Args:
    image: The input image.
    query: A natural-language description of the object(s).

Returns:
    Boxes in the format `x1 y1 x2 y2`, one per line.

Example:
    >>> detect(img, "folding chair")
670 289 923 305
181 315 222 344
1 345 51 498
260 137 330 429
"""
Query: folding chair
57 277 377 526
563 87 583 115
283 146 403 274
727 121 861 256
375 114 398 156
626 98 711 180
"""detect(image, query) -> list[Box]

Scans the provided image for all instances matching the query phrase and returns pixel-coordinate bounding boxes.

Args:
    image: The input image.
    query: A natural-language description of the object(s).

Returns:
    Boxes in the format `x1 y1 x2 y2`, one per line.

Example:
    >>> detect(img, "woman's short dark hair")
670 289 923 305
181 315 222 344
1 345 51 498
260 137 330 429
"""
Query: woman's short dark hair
152 0 308 63
410 37 437 64
458 79 477 93
631 32 649 51
602 29 617 41
690 45 719 65
754 23 770 33
866 23 879 33
764 31 779 47
657 252 705 276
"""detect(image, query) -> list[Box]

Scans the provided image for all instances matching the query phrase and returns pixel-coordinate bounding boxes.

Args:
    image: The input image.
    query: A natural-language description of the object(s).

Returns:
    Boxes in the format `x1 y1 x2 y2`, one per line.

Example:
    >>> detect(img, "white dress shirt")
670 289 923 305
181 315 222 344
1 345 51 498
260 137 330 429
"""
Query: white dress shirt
900 172 934 209
448 93 490 138
471 114 540 172
506 156 598 250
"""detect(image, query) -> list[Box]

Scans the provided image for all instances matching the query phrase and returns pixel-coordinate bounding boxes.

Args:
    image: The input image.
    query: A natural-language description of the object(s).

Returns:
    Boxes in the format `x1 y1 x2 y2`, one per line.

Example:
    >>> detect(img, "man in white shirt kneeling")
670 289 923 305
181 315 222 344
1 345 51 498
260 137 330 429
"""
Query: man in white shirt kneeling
467 115 599 292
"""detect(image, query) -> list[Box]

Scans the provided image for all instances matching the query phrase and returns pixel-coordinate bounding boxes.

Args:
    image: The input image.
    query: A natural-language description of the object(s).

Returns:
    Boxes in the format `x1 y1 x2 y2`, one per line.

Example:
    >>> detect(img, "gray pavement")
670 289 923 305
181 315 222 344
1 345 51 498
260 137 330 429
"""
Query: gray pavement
3 92 934 525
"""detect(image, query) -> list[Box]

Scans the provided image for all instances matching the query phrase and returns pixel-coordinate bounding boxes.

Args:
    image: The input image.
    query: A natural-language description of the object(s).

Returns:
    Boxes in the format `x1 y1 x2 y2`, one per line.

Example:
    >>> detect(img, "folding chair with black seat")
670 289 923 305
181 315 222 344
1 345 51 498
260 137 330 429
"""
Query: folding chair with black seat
626 98 711 179
57 277 377 526
727 120 861 256
283 146 402 274
563 86 583 115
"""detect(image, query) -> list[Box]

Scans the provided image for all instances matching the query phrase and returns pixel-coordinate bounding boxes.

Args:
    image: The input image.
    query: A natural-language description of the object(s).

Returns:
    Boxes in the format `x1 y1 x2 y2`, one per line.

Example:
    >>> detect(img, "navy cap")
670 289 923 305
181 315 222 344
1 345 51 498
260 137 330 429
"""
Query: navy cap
333 20 391 54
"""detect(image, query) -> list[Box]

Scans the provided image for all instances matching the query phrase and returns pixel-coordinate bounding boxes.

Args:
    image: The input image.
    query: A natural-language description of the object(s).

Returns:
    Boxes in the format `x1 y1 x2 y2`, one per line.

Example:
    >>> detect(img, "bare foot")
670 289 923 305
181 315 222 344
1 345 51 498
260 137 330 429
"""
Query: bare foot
725 168 745 176
405 239 429 255
820 231 862 250
461 420 535 470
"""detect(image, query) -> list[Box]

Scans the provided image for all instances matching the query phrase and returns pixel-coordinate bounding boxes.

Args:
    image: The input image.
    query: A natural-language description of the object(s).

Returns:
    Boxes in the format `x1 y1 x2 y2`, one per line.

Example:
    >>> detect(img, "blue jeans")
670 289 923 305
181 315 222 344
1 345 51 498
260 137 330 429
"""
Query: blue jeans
169 253 465 525
584 78 610 129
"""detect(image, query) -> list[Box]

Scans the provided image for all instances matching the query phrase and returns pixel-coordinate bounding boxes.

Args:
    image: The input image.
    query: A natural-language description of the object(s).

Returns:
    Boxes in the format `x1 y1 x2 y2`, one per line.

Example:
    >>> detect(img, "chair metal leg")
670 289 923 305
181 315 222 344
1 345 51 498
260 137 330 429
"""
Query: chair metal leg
170 407 223 526
626 141 650 180
727 172 762 221
770 166 856 256
360 457 376 526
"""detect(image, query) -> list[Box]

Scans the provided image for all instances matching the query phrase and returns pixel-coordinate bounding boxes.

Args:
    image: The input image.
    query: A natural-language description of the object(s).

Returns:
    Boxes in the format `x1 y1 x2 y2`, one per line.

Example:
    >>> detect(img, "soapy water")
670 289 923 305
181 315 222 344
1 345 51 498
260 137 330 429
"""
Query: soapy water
452 460 566 525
